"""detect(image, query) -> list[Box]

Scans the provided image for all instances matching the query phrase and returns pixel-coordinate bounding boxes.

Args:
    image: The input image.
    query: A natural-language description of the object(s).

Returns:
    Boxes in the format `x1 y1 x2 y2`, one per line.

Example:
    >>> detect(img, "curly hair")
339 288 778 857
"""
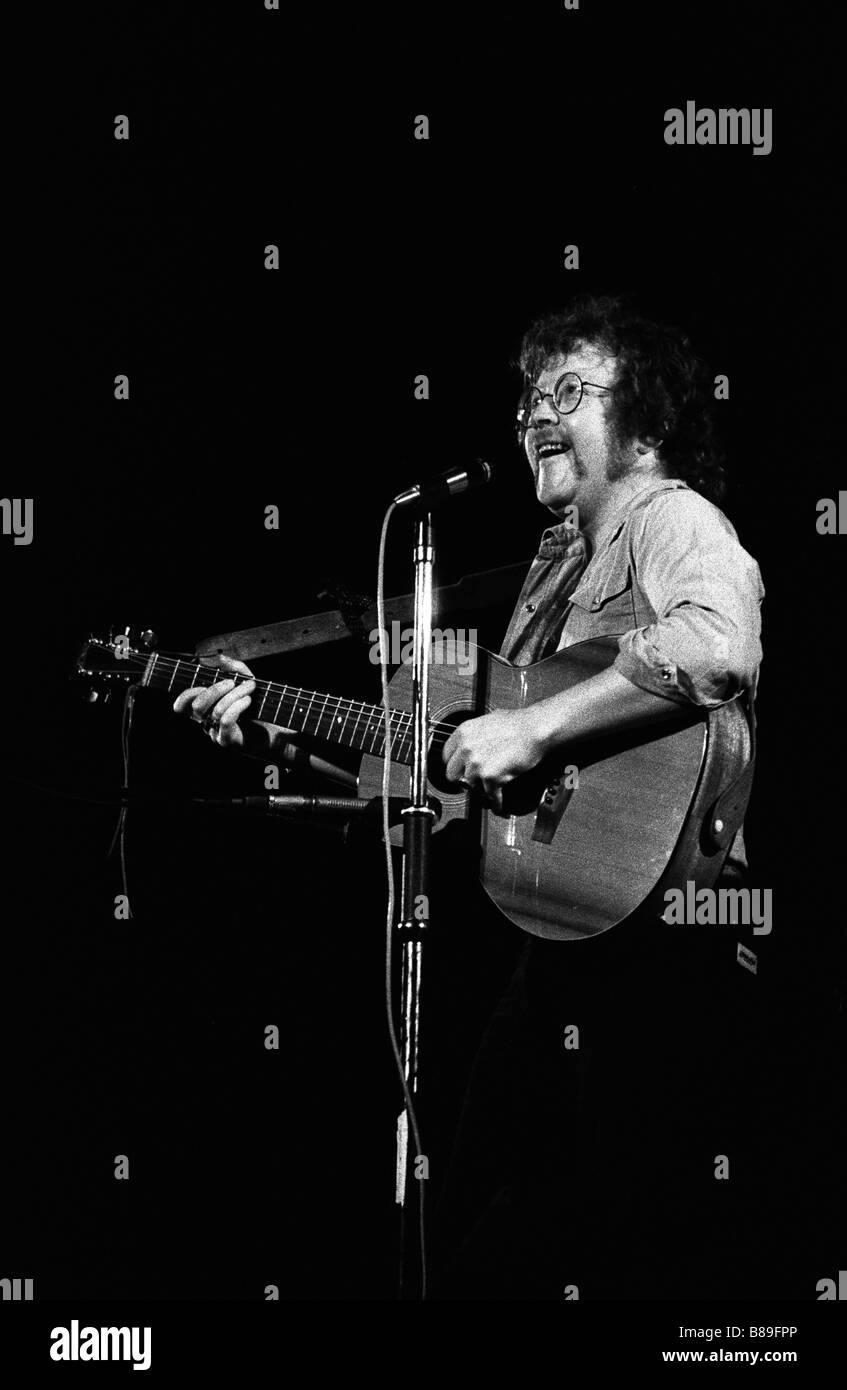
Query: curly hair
518 294 727 504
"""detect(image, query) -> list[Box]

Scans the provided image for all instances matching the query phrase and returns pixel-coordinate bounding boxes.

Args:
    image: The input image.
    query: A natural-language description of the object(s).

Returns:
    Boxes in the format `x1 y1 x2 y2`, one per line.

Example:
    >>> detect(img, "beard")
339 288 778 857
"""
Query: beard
604 422 638 483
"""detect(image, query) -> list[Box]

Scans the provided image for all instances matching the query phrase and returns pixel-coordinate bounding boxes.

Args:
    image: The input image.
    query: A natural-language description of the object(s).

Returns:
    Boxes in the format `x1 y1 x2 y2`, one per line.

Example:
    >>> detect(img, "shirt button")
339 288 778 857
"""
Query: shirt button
524 602 536 613
662 669 672 680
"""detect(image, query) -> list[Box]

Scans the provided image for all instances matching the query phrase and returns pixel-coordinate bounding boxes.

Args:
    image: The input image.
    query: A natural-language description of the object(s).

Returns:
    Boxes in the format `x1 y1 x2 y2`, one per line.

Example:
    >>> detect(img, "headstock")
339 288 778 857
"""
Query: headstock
74 627 158 702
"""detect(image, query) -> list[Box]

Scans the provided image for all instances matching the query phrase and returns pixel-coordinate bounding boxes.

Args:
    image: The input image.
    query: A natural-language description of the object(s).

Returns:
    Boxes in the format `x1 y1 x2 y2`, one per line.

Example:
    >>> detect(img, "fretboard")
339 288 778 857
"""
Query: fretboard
145 654 415 764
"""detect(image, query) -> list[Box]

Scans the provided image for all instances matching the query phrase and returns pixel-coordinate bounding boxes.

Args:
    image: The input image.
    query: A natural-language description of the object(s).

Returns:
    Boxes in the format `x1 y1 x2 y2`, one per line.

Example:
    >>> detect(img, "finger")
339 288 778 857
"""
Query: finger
173 680 235 717
213 695 254 745
254 718 298 740
443 729 467 766
194 676 254 719
215 654 255 679
209 678 255 720
217 693 253 731
445 753 467 785
173 686 203 714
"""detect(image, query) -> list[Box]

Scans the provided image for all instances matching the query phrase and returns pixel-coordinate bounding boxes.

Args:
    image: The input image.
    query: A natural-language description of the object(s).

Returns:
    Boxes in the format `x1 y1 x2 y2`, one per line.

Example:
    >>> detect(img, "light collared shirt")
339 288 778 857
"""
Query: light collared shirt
501 478 764 709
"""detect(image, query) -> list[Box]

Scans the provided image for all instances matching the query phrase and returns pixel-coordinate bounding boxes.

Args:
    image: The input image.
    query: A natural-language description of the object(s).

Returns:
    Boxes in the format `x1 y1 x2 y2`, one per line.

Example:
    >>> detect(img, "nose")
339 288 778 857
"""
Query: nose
527 390 559 430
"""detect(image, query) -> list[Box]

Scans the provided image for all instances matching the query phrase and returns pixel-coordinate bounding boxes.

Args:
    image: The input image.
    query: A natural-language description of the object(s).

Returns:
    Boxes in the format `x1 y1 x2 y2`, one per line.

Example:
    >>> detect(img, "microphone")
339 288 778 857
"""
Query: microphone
275 740 357 789
191 794 412 823
393 459 493 509
192 795 371 814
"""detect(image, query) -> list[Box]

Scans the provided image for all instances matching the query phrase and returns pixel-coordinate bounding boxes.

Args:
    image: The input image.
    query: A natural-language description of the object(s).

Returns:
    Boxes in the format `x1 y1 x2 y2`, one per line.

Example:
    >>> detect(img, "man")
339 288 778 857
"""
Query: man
174 295 764 1297
441 297 762 870
432 295 765 1298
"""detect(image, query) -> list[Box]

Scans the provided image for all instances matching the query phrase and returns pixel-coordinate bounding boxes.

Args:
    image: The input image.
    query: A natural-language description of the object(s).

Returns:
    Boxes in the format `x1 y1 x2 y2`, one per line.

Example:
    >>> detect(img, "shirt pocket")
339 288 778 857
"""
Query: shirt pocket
567 563 641 638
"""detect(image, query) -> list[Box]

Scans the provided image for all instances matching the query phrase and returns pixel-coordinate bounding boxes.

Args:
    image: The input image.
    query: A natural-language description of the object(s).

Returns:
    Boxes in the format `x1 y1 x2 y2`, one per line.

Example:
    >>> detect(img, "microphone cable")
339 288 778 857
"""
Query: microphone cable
106 683 136 918
377 501 428 1299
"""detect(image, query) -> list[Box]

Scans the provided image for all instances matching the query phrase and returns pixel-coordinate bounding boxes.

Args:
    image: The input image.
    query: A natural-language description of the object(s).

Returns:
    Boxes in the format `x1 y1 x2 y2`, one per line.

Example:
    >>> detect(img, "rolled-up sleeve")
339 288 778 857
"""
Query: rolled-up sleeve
613 491 764 707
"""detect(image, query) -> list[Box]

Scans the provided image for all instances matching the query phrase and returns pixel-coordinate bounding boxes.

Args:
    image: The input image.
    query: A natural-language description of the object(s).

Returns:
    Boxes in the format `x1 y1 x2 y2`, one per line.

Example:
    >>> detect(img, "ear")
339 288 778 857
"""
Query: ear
636 418 671 453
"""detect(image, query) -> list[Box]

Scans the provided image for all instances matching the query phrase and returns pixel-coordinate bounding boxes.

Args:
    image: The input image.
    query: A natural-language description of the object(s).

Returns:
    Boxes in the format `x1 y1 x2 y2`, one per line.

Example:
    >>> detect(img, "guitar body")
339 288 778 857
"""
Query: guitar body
358 637 748 942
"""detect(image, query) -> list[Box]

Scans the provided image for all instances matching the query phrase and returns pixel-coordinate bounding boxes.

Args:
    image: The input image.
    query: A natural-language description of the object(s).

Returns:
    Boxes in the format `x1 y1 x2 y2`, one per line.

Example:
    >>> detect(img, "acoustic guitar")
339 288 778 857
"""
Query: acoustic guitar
76 631 753 941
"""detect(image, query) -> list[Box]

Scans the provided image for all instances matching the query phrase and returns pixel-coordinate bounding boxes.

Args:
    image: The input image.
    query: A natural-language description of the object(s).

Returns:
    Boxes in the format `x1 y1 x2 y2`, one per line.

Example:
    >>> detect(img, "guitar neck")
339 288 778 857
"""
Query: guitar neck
145 653 414 764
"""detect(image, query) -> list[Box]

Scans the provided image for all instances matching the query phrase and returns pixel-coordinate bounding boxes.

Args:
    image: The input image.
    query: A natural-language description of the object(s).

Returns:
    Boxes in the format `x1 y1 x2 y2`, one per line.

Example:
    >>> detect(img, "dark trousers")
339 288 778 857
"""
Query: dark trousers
430 920 764 1299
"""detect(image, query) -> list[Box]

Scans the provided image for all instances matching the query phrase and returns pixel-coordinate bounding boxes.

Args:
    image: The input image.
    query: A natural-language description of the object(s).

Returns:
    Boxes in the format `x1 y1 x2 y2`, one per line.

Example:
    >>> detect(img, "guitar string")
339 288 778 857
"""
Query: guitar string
101 649 456 744
92 648 462 749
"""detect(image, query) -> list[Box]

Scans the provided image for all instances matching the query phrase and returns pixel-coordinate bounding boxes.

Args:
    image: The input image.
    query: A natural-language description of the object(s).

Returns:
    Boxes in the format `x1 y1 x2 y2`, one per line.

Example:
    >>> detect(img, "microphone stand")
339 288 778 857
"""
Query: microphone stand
396 512 436 1300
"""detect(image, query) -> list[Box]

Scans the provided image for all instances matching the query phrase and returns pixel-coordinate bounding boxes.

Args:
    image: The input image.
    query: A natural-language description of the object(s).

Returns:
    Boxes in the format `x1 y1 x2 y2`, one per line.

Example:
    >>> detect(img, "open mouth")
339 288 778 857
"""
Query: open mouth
535 441 571 462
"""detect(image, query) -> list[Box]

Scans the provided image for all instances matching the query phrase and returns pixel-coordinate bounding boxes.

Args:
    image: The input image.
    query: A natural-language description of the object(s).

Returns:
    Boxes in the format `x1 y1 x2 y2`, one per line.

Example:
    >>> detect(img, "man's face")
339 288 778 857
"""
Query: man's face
522 341 632 522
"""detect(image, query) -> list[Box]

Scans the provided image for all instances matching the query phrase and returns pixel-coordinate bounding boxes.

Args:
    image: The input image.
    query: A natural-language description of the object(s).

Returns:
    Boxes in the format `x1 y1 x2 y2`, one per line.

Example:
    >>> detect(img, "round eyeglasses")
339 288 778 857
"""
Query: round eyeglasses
516 371 614 440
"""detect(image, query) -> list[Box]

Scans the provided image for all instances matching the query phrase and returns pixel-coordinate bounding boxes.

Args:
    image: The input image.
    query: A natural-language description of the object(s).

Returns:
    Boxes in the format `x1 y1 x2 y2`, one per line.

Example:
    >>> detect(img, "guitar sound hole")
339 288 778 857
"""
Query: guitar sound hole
427 711 477 794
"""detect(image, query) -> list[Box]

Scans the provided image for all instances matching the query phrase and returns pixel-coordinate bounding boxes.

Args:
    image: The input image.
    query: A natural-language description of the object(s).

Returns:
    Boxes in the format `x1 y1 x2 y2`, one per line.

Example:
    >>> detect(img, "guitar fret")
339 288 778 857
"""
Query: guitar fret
305 693 317 736
390 713 405 759
396 723 411 762
349 700 365 749
300 689 315 732
338 698 354 743
288 688 306 731
400 715 417 766
369 710 384 753
330 698 346 738
380 712 401 758
272 685 289 727
314 694 331 739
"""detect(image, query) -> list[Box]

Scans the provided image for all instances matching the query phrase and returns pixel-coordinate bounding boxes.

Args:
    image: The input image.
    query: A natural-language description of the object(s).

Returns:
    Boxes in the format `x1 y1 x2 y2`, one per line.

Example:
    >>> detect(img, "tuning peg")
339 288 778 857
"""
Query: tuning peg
140 629 158 650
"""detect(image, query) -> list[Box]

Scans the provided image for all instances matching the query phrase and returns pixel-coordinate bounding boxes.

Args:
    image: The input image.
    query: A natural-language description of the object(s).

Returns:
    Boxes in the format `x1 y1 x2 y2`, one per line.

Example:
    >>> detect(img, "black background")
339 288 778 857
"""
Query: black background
2 1 843 1301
